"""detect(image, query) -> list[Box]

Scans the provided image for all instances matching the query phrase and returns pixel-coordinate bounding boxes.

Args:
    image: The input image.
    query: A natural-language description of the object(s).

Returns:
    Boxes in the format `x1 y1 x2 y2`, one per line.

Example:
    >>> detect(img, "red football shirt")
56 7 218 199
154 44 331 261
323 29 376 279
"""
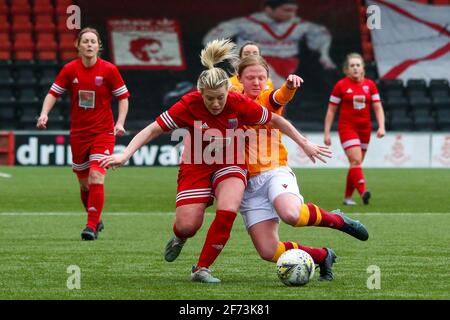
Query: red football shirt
49 57 130 137
329 77 381 128
156 91 272 165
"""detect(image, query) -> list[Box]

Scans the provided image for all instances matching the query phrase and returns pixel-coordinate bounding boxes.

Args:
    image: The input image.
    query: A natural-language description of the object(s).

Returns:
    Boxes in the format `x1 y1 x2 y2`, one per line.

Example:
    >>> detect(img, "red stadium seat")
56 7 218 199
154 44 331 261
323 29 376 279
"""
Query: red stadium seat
34 15 56 33
37 50 58 61
33 4 54 17
13 33 34 51
0 32 10 50
0 15 9 33
15 50 34 60
0 0 8 15
36 33 57 52
10 1 31 16
34 0 53 6
60 50 78 61
0 49 11 60
56 0 74 15
11 15 33 33
59 32 76 50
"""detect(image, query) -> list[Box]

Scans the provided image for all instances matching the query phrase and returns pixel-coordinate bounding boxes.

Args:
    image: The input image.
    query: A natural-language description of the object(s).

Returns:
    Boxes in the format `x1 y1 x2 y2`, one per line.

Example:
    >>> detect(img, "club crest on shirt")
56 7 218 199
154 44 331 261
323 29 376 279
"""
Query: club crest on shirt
95 76 103 86
228 118 238 129
363 85 369 93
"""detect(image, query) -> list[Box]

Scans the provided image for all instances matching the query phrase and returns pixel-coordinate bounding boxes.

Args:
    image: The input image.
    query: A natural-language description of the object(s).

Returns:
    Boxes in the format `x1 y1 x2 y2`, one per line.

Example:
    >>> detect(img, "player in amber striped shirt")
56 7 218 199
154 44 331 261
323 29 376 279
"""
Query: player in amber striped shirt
236 55 369 281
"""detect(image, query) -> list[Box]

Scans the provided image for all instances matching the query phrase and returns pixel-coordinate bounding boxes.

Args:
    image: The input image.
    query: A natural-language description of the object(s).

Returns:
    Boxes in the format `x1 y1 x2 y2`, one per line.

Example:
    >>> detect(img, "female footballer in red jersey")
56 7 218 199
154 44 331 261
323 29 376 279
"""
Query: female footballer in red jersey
324 53 385 206
100 39 330 283
36 28 130 240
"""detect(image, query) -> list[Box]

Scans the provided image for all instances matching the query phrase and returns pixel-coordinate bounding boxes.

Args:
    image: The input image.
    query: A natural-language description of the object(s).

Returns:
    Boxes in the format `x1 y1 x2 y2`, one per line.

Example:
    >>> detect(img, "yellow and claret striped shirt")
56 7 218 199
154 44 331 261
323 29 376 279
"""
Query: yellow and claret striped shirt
245 83 297 176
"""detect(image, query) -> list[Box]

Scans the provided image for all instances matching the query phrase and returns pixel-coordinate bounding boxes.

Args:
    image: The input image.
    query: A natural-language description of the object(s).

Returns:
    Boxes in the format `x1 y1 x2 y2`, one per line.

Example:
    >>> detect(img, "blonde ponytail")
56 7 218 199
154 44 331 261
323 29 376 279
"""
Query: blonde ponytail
197 39 238 91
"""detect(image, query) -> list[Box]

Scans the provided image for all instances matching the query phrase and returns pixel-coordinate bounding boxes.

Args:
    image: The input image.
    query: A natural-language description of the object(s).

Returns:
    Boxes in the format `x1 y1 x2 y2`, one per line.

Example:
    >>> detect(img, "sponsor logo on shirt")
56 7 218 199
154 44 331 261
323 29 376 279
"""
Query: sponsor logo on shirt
73 78 79 84
346 88 353 93
201 122 209 129
363 85 369 93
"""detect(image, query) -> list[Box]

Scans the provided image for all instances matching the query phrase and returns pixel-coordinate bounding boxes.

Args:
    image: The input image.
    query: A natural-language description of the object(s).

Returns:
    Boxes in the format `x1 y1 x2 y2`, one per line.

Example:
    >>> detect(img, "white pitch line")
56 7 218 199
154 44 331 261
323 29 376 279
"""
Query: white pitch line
0 212 175 216
0 172 12 178
0 212 449 216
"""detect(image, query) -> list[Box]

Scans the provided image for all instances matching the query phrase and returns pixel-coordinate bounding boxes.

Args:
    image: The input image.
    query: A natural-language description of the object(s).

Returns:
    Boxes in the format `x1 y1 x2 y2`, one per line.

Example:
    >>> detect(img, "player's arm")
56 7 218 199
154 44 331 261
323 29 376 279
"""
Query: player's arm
372 101 386 138
271 75 303 108
268 113 331 164
324 103 338 146
100 121 164 168
36 94 58 129
114 98 129 136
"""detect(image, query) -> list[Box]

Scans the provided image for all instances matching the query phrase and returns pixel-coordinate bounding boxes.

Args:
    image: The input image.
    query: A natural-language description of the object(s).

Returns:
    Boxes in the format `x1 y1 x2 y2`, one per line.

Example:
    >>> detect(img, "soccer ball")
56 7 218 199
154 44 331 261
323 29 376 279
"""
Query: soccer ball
276 249 315 286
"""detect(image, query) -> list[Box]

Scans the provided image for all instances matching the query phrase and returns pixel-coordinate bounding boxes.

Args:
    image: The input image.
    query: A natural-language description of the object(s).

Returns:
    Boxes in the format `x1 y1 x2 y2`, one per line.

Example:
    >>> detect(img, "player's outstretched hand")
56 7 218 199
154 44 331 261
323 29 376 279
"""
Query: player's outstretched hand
302 141 332 164
114 123 126 136
100 153 129 169
36 114 48 129
286 74 304 89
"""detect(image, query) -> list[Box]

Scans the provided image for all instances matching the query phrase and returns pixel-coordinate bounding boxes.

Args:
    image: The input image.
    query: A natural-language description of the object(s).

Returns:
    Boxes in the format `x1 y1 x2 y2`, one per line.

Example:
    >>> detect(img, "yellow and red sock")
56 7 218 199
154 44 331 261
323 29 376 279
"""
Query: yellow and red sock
270 242 327 264
86 184 104 231
195 210 237 270
296 203 344 229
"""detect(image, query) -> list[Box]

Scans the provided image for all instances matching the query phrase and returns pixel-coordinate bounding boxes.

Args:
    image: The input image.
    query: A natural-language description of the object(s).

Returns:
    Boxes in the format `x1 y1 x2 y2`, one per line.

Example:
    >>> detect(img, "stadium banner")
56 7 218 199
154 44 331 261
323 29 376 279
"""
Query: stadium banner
431 134 450 168
13 132 182 167
283 132 439 168
367 0 450 83
108 18 186 70
12 132 449 168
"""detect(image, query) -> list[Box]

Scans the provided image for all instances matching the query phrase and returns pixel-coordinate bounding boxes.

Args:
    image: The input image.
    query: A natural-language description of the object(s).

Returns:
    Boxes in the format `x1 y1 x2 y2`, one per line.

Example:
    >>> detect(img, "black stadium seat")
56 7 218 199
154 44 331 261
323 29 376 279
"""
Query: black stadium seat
406 79 434 130
380 79 413 130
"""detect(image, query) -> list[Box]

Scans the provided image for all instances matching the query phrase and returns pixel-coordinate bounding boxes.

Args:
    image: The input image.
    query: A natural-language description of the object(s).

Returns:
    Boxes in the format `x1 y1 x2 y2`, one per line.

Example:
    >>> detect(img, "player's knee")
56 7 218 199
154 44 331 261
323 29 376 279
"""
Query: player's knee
258 247 276 262
277 206 299 226
88 169 105 184
176 221 200 238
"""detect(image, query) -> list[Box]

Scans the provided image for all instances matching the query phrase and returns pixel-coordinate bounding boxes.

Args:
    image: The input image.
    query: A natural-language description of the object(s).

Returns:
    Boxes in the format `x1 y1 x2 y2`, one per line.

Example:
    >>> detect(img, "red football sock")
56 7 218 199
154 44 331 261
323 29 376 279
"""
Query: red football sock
80 189 89 211
296 203 344 229
345 169 355 198
350 166 366 195
86 184 104 231
271 242 327 264
195 210 237 270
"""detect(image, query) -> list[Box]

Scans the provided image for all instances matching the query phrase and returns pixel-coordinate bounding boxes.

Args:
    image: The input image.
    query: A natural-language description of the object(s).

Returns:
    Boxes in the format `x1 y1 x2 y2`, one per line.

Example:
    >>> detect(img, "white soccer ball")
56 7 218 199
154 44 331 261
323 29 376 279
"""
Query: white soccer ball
276 249 315 286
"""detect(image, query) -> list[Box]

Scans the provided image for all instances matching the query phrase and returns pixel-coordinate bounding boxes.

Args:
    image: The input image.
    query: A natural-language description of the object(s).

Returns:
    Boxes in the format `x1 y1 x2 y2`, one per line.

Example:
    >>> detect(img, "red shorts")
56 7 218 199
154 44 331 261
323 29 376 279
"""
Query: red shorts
176 163 247 207
70 133 115 179
338 126 371 151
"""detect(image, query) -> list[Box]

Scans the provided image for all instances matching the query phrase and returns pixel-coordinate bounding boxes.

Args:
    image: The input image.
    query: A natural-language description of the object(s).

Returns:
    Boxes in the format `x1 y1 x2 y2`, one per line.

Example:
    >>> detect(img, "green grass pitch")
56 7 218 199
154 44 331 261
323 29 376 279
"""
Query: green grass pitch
0 166 449 300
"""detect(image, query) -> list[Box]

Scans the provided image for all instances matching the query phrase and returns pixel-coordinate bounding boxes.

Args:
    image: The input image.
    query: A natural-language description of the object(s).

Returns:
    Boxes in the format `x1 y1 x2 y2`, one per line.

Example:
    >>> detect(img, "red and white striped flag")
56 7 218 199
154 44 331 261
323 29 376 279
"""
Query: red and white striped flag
367 0 450 82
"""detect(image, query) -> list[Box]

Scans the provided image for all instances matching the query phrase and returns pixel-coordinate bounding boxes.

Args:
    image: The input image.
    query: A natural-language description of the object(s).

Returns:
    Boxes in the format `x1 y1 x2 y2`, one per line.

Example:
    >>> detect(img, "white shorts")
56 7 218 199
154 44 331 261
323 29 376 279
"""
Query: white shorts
240 166 304 230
